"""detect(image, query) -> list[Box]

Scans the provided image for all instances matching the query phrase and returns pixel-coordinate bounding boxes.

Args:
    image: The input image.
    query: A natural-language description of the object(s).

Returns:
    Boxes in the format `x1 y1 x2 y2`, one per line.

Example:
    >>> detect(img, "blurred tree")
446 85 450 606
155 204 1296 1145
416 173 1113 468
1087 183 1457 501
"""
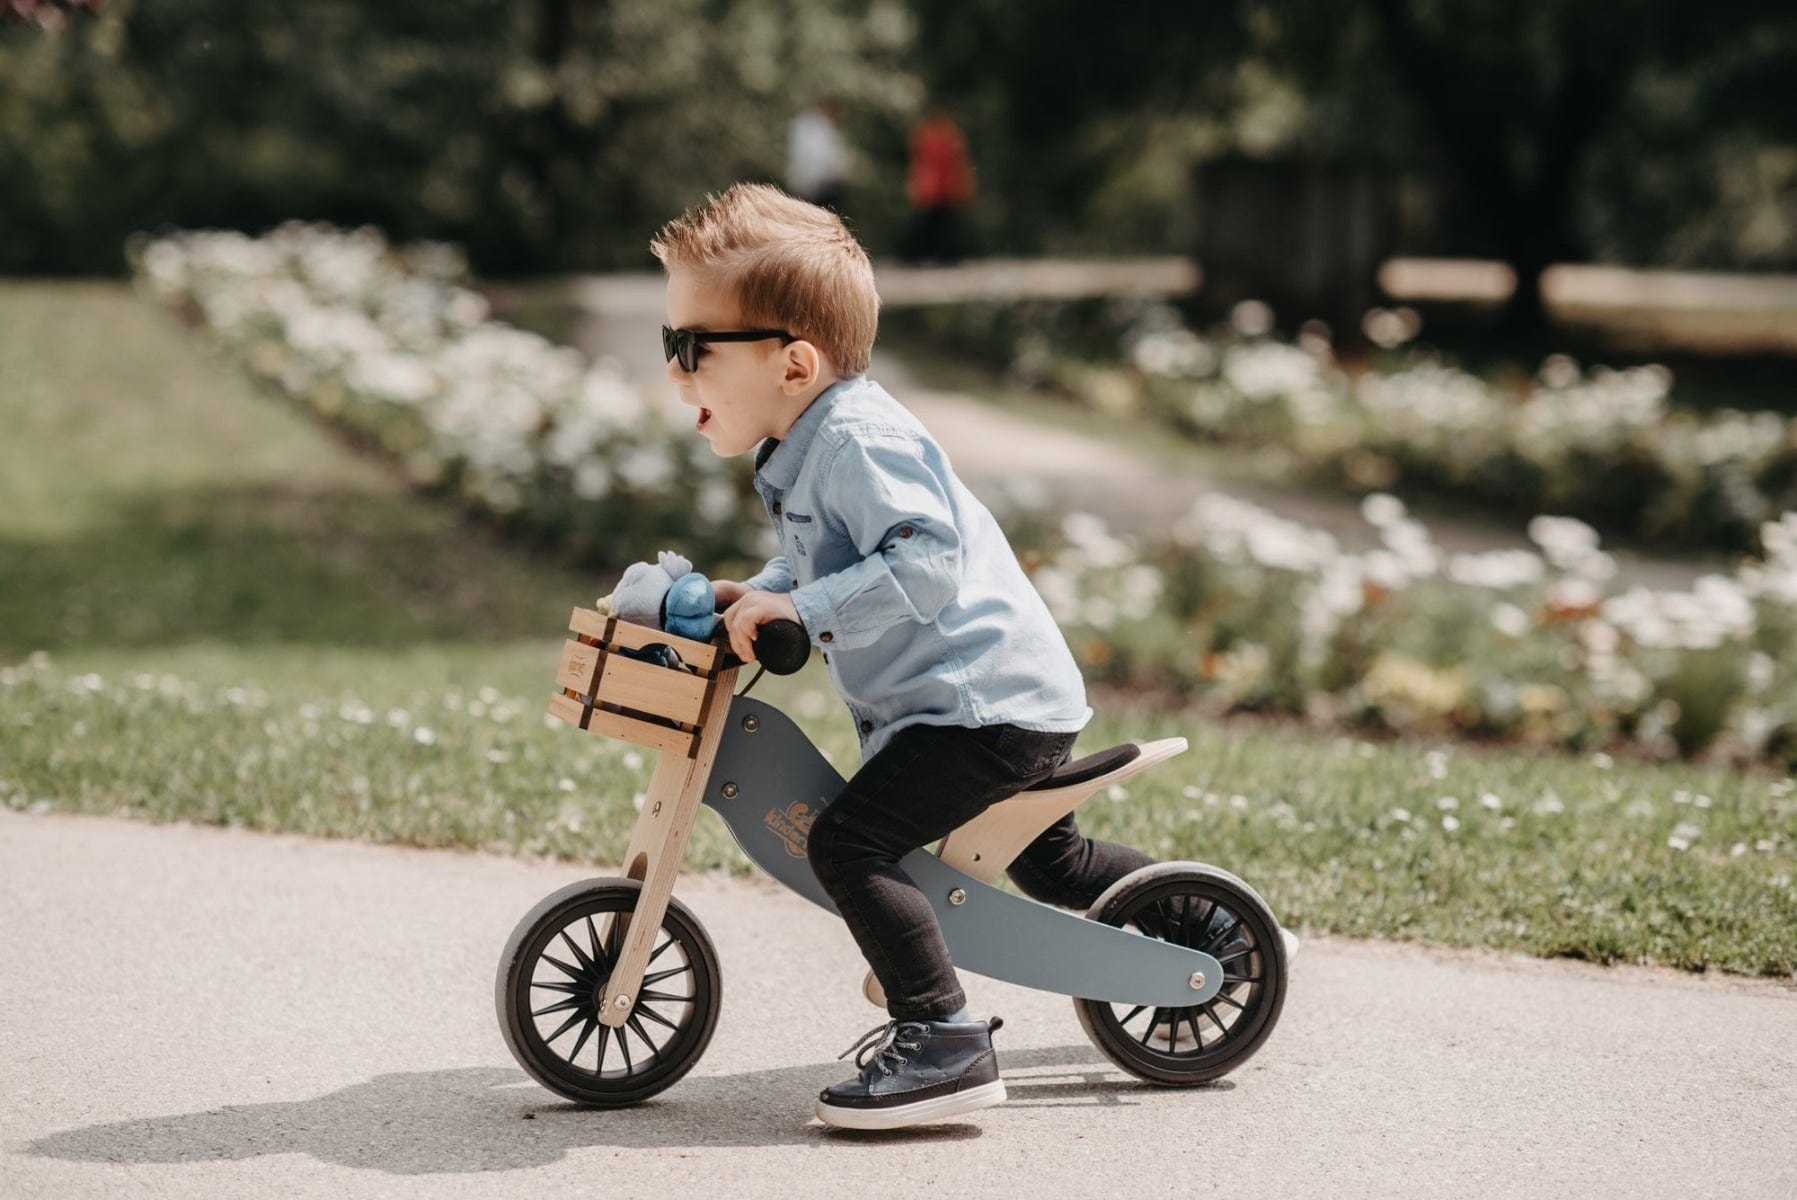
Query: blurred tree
1 0 104 28
904 0 1254 253
4 0 1794 289
1267 0 1797 332
0 0 917 273
907 0 1797 330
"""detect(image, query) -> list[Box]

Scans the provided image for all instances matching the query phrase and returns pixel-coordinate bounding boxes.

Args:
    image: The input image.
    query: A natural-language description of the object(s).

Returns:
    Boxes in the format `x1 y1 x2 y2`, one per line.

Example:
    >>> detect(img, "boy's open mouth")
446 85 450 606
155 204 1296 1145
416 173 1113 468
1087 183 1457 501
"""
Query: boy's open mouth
697 407 711 430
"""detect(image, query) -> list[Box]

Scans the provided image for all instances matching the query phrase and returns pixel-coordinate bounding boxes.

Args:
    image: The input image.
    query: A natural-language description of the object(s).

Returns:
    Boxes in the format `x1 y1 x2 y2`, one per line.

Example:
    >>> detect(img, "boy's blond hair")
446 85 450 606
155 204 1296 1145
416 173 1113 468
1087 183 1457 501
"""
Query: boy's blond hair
650 182 879 377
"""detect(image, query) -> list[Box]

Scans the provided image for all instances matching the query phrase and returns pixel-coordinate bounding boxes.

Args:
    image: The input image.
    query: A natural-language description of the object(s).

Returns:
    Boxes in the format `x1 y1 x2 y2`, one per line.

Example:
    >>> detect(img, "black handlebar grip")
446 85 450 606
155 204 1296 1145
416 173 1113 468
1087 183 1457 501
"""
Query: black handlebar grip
749 618 811 675
712 617 811 675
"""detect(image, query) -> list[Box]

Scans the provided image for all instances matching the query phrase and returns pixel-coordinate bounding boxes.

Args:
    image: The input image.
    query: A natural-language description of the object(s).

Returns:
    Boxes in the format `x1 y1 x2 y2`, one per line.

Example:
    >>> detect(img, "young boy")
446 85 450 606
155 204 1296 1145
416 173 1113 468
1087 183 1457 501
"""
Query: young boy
652 182 1170 1130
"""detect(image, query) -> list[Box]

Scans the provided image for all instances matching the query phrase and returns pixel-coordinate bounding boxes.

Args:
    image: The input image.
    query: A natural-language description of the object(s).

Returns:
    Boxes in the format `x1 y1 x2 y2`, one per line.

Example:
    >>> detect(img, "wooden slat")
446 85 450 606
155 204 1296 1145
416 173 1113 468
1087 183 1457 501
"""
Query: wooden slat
567 606 611 641
582 705 698 756
568 607 720 674
546 690 696 756
554 640 603 695
546 691 587 729
594 650 708 726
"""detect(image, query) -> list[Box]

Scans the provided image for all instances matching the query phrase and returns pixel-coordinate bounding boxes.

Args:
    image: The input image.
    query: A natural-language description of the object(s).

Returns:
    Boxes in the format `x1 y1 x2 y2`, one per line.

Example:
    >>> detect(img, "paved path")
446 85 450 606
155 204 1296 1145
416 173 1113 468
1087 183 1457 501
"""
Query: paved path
4 810 1794 1198
484 258 1199 318
1383 258 1797 354
487 272 1715 590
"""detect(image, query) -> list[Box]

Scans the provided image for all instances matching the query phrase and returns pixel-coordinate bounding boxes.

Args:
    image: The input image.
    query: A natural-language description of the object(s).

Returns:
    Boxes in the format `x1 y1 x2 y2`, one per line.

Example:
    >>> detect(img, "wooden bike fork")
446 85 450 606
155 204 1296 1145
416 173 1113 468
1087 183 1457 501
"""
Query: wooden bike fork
594 661 739 1029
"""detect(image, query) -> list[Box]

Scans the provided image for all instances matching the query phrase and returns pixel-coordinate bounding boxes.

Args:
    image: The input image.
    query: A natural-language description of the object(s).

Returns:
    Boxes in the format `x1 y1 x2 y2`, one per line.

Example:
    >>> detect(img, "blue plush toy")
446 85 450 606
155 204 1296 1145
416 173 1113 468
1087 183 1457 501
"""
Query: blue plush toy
595 550 718 670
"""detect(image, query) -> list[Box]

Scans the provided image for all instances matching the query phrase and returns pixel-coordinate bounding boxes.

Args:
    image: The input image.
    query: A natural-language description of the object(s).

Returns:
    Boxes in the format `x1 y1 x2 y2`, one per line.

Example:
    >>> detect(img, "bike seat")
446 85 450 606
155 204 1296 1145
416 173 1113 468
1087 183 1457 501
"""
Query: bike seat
1023 743 1141 791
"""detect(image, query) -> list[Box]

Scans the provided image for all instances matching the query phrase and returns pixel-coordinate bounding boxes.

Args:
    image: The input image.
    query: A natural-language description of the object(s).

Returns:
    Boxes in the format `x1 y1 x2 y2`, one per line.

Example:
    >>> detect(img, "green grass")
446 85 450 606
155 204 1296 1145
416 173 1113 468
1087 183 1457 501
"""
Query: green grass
3 282 1795 977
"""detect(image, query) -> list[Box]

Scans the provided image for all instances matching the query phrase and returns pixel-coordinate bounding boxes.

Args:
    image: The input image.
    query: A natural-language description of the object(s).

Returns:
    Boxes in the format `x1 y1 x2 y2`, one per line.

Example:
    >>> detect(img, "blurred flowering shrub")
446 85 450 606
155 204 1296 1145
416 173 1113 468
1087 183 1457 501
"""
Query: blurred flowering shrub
991 484 1797 767
133 224 1797 764
894 296 1797 552
129 222 777 570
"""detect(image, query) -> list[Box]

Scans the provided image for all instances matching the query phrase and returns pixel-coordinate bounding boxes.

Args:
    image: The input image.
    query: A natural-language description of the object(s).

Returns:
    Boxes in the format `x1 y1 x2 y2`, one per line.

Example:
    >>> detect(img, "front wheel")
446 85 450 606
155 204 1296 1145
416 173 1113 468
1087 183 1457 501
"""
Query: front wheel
1073 861 1287 1086
495 877 722 1106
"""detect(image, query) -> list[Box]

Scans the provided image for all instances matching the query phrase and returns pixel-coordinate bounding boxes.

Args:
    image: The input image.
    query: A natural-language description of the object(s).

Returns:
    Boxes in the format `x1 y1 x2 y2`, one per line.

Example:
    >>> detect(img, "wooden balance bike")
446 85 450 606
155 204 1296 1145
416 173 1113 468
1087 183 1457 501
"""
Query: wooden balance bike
496 605 1290 1106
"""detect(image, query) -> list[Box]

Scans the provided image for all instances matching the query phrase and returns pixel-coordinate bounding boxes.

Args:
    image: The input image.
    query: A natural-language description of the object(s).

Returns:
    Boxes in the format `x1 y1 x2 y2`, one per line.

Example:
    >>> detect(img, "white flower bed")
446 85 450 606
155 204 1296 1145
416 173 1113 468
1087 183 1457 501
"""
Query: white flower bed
917 295 1797 550
133 224 1797 763
1123 313 1794 547
1001 483 1797 764
130 222 778 566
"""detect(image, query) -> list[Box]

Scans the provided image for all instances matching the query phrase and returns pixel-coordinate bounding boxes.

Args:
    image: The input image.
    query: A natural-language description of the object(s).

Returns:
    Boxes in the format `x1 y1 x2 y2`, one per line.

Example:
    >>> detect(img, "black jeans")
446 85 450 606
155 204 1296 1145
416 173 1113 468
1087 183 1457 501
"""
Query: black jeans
805 720 1157 1022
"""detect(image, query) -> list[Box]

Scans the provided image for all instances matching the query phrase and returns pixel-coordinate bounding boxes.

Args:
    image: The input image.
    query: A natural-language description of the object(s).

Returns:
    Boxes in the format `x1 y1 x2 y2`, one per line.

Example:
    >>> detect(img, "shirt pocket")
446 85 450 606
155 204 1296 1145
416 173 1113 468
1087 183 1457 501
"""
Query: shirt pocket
783 510 813 558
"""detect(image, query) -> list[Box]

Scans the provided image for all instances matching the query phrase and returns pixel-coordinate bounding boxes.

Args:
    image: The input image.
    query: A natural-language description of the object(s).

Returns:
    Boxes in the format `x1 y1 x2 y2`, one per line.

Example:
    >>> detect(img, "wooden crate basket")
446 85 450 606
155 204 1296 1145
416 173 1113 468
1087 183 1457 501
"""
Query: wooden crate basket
545 607 726 759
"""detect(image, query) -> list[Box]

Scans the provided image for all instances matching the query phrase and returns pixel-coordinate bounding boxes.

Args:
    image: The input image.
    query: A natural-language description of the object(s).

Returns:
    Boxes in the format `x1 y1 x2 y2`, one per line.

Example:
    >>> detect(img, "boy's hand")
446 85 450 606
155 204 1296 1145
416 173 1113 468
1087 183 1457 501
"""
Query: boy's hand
722 589 802 663
711 579 748 611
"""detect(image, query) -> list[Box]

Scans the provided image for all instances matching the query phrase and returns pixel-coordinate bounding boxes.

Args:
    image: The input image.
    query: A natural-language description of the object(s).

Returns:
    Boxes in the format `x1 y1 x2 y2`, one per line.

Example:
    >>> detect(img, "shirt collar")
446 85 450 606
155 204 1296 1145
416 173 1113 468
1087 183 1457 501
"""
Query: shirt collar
754 374 865 491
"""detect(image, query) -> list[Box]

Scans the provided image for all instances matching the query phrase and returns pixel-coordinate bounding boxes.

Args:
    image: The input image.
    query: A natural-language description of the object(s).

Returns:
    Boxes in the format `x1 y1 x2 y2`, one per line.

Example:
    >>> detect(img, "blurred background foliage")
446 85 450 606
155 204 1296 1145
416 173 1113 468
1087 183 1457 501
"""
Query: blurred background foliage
3 0 1796 293
0 0 919 273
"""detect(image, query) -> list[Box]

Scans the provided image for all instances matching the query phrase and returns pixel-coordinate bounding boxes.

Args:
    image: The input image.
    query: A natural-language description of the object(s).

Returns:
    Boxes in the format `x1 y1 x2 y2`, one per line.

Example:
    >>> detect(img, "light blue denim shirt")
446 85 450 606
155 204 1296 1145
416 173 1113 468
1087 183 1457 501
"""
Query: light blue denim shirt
742 374 1092 763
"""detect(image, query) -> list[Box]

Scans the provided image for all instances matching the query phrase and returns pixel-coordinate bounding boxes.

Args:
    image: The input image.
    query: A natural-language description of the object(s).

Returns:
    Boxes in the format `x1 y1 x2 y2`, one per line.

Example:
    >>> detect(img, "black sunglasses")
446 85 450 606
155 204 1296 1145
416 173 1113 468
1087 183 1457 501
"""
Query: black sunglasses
661 325 795 373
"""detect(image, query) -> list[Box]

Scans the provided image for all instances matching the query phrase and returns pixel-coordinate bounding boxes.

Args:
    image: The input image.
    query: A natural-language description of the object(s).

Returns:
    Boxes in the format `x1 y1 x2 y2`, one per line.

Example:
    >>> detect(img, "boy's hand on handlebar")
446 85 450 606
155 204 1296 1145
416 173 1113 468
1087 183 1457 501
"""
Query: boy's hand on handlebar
711 579 749 612
722 589 802 663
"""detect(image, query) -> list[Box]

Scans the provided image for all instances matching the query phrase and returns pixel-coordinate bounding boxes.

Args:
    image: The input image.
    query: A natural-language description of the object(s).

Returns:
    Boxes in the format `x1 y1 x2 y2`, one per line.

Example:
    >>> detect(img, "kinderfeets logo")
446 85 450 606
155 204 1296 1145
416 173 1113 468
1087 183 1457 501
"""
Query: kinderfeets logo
764 798 824 858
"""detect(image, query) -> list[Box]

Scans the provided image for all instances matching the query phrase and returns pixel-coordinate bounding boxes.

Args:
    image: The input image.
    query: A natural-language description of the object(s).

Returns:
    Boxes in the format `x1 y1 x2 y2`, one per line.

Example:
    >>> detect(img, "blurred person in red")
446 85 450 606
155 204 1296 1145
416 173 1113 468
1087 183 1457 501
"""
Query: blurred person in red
903 106 975 264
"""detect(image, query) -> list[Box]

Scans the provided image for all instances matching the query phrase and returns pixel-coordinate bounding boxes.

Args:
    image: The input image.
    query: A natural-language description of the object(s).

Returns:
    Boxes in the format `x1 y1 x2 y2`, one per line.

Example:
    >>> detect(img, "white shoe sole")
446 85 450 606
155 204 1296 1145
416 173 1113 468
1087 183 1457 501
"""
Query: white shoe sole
816 1078 1007 1131
1280 927 1300 965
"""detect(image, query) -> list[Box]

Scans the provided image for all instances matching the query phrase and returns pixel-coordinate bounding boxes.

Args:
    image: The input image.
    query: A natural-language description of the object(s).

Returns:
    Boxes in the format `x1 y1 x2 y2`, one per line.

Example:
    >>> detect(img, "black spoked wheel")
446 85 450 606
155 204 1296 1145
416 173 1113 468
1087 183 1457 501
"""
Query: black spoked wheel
496 877 721 1106
1073 861 1287 1086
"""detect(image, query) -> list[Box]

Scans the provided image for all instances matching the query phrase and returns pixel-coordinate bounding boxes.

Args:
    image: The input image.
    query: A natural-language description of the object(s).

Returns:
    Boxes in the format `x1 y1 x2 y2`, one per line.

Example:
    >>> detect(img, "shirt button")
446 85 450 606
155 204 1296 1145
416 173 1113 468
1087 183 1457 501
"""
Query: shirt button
819 631 833 643
899 525 914 537
860 719 873 732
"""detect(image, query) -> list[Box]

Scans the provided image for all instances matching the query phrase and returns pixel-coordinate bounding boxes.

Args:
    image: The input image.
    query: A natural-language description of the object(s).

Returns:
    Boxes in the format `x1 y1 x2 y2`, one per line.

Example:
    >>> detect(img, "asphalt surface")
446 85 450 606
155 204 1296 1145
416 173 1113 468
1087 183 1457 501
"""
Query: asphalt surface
4 809 1794 1199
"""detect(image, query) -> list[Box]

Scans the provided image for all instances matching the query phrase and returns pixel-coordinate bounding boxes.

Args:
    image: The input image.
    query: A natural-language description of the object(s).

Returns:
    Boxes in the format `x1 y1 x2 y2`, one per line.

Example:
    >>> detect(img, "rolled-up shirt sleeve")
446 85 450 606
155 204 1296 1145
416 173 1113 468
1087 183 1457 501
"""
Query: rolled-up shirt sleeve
787 436 963 651
744 554 793 594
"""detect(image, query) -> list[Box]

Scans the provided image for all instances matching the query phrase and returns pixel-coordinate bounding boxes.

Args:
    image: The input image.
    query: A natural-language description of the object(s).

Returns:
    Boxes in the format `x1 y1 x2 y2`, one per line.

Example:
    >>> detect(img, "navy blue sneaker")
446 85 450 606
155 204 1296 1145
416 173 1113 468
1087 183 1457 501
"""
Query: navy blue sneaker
815 1015 1007 1130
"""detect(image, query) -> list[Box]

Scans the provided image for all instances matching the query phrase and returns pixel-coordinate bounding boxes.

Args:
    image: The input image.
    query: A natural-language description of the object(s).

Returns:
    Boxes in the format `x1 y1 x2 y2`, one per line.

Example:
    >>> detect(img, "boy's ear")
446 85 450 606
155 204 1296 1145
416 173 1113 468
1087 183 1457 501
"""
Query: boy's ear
778 337 824 393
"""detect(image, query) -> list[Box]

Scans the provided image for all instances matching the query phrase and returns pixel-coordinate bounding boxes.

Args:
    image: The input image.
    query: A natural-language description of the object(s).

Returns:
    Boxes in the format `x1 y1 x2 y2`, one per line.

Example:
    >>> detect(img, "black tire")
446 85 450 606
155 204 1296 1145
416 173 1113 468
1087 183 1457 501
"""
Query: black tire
496 877 722 1106
1073 861 1287 1086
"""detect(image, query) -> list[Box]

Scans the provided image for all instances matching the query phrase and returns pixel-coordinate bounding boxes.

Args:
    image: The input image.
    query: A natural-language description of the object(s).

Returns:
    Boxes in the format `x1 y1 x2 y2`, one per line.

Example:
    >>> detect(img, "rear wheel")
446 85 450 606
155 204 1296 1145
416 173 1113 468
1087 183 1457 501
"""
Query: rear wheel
1073 861 1287 1085
496 877 721 1106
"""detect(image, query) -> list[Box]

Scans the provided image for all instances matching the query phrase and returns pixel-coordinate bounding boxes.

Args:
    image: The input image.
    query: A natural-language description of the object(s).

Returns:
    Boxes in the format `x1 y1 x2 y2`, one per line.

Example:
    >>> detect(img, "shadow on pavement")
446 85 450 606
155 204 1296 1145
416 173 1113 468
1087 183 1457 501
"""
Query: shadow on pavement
26 1046 1231 1168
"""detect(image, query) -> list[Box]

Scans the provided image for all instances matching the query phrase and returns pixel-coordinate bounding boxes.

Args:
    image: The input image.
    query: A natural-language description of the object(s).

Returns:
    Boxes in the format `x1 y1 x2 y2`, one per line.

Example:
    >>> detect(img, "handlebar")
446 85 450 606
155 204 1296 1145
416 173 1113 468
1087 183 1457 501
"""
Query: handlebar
712 618 811 676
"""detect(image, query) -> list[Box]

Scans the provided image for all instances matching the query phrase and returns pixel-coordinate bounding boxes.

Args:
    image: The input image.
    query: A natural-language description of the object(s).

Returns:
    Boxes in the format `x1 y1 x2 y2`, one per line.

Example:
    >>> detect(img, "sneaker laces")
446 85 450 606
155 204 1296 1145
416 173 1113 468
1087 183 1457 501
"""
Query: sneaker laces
837 1019 928 1077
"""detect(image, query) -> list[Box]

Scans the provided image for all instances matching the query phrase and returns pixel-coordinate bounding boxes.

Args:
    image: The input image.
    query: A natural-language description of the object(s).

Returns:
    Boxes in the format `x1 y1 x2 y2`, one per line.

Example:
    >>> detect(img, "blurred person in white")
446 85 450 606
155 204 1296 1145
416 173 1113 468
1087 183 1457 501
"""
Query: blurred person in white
786 96 855 215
